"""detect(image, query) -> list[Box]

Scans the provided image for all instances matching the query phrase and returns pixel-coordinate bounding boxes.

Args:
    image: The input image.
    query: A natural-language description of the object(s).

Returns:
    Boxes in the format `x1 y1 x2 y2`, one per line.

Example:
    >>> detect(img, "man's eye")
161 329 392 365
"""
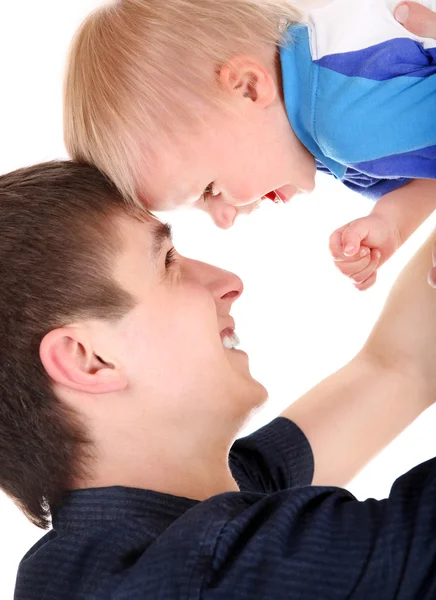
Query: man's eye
165 248 177 268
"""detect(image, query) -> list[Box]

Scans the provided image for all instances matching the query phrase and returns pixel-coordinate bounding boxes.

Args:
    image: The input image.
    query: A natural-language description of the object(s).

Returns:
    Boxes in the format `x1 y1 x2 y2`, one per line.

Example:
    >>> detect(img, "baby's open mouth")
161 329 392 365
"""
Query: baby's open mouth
265 190 293 204
264 191 281 203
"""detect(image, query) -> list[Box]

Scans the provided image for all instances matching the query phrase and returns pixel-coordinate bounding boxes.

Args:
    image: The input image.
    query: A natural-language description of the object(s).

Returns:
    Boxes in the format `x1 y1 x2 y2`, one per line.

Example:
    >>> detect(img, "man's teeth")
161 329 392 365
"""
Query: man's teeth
222 333 240 350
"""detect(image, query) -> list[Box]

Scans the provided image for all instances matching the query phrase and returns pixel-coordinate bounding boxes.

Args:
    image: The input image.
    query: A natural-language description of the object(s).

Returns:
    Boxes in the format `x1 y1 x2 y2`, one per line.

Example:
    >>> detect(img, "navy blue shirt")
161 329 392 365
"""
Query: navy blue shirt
14 417 436 599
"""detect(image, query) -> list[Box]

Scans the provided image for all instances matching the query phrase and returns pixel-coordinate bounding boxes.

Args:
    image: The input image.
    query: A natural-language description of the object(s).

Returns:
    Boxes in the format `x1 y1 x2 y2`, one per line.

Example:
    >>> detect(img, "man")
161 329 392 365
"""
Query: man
2 160 436 599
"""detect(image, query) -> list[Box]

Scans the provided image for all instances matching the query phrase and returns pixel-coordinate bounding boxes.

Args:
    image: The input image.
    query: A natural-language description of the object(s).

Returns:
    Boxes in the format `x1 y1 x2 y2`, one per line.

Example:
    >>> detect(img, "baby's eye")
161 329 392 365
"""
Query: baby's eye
204 183 214 195
201 182 219 203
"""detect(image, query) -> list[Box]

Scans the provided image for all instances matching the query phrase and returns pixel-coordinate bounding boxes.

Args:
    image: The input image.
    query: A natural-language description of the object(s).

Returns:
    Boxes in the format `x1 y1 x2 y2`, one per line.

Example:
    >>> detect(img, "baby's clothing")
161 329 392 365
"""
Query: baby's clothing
281 0 436 199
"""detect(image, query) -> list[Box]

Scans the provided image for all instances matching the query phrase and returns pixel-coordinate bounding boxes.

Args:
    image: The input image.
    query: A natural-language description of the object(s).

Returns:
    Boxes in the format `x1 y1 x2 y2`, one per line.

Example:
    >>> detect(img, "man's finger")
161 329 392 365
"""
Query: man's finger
395 2 436 38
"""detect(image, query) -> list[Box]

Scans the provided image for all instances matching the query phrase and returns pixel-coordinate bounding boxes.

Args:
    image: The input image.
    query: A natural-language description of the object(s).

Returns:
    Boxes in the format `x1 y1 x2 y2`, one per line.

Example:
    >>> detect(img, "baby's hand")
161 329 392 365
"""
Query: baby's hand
329 213 402 291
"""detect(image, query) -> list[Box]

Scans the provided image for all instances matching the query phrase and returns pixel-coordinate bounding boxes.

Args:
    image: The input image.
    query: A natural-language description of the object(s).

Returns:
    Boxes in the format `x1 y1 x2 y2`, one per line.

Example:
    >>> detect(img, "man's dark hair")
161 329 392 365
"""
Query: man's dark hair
0 161 136 529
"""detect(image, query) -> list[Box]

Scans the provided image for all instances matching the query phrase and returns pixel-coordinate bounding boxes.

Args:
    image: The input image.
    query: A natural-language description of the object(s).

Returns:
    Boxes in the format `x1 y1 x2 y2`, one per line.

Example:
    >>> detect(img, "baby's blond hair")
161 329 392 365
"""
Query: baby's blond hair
64 0 314 202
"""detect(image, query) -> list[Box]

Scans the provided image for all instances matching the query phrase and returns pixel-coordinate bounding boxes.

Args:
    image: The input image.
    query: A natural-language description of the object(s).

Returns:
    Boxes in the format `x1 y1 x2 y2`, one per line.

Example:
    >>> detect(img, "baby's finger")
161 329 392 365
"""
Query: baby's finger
351 250 381 284
342 226 363 257
354 272 377 291
334 250 372 277
329 227 348 260
330 231 370 263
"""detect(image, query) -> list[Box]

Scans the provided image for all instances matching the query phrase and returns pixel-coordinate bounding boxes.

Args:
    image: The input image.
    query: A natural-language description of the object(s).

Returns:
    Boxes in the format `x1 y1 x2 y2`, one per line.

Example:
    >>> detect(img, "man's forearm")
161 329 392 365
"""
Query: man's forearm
282 230 436 487
282 352 426 487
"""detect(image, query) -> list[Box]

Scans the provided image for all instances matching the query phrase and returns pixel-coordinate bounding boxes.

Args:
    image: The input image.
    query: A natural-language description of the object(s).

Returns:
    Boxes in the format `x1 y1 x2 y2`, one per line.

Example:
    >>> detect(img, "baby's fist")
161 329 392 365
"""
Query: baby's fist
329 213 401 290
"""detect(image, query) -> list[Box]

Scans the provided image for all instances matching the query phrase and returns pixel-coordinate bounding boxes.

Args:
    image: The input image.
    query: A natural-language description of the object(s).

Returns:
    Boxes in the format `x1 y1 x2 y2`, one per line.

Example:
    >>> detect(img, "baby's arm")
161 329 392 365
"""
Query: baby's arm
329 179 436 290
329 1 436 290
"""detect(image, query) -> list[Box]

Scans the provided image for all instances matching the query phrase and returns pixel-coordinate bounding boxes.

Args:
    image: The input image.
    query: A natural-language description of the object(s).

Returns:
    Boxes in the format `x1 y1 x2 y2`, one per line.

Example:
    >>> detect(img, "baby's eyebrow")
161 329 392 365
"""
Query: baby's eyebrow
151 222 173 261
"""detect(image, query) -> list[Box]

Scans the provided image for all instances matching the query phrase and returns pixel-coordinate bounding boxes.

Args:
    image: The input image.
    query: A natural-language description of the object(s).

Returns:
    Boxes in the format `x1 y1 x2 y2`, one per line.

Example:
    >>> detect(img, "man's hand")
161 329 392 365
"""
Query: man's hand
329 213 401 291
395 2 436 286
395 1 436 37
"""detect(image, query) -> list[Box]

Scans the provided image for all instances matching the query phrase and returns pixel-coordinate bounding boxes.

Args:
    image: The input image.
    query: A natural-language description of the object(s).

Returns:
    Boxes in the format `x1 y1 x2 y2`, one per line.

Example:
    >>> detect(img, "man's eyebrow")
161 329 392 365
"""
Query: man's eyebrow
151 222 173 260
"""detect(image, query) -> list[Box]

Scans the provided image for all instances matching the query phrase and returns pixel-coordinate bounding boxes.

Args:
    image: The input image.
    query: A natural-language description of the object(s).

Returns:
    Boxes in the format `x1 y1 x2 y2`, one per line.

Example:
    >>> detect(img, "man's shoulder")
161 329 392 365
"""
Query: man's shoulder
111 491 261 600
229 417 314 493
15 417 313 600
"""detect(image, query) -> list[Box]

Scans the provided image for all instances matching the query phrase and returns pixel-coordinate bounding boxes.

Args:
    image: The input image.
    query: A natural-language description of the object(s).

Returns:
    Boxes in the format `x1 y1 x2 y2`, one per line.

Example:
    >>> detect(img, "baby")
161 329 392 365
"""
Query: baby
64 0 436 290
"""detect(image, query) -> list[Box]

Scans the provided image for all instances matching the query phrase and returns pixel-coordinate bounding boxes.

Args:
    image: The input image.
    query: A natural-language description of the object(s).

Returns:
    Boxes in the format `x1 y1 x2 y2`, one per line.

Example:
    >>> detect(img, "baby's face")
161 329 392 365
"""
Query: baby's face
142 98 316 228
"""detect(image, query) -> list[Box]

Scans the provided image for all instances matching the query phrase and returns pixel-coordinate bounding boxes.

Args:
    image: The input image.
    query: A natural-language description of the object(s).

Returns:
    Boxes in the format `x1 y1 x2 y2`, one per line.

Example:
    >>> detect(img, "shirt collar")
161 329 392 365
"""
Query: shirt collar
52 486 199 534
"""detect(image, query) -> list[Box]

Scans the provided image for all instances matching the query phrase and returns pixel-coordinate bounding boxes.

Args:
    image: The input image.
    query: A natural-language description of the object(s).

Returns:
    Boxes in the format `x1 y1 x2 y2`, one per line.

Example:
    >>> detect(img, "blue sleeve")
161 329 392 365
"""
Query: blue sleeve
229 417 314 493
282 28 436 201
315 40 436 163
316 161 412 201
206 457 436 599
313 38 436 200
343 146 436 200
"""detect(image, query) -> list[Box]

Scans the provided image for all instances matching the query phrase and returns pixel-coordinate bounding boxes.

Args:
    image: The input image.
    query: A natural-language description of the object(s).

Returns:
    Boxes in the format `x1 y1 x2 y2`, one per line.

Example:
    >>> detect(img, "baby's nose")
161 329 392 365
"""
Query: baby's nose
207 202 237 229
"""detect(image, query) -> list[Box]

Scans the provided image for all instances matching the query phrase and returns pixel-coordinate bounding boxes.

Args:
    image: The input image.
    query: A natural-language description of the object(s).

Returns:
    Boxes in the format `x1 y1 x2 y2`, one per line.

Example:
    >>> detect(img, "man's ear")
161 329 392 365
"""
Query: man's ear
39 327 127 394
218 55 277 107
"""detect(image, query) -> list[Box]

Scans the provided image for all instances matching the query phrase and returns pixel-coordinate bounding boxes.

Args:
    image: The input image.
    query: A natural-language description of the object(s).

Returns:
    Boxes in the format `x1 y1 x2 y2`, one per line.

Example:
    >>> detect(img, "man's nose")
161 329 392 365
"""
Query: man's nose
184 258 243 305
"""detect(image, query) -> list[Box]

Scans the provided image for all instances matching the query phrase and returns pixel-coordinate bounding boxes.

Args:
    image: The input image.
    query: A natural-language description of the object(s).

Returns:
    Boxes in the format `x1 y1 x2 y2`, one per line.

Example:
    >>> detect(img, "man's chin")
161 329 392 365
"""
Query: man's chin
241 375 269 409
226 349 268 403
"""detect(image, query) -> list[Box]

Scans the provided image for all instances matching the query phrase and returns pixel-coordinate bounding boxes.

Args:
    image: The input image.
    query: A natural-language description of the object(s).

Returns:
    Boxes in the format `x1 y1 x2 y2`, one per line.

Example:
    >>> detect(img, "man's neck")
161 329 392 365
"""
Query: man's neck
77 429 241 500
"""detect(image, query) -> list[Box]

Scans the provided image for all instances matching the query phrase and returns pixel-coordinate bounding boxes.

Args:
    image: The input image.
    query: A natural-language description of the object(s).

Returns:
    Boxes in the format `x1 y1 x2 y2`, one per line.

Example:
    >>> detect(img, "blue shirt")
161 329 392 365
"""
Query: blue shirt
14 416 436 599
280 12 436 200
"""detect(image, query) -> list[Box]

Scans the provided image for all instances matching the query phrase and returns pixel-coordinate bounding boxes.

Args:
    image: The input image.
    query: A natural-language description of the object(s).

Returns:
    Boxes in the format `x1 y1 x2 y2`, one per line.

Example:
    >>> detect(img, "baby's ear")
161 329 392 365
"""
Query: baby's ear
40 326 127 395
218 55 277 107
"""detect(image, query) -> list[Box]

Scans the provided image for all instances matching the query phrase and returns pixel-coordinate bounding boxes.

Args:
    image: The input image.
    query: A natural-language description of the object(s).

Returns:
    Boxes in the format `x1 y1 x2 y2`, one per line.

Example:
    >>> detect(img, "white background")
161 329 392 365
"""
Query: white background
1 2 436 599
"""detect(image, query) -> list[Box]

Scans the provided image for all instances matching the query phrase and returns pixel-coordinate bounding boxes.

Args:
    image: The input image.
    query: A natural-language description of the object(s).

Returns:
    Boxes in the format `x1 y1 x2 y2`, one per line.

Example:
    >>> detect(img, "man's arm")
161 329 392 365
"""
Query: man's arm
282 230 436 486
201 457 436 599
395 1 436 287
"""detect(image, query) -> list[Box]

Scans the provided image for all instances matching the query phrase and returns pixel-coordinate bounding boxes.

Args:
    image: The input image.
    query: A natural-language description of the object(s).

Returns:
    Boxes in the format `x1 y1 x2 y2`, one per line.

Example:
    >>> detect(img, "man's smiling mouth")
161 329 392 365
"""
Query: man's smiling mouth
220 328 241 350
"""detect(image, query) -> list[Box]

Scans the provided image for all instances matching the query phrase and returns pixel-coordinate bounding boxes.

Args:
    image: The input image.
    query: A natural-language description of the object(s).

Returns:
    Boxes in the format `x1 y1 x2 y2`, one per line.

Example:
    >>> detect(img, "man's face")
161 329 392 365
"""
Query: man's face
142 98 316 228
106 215 267 425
